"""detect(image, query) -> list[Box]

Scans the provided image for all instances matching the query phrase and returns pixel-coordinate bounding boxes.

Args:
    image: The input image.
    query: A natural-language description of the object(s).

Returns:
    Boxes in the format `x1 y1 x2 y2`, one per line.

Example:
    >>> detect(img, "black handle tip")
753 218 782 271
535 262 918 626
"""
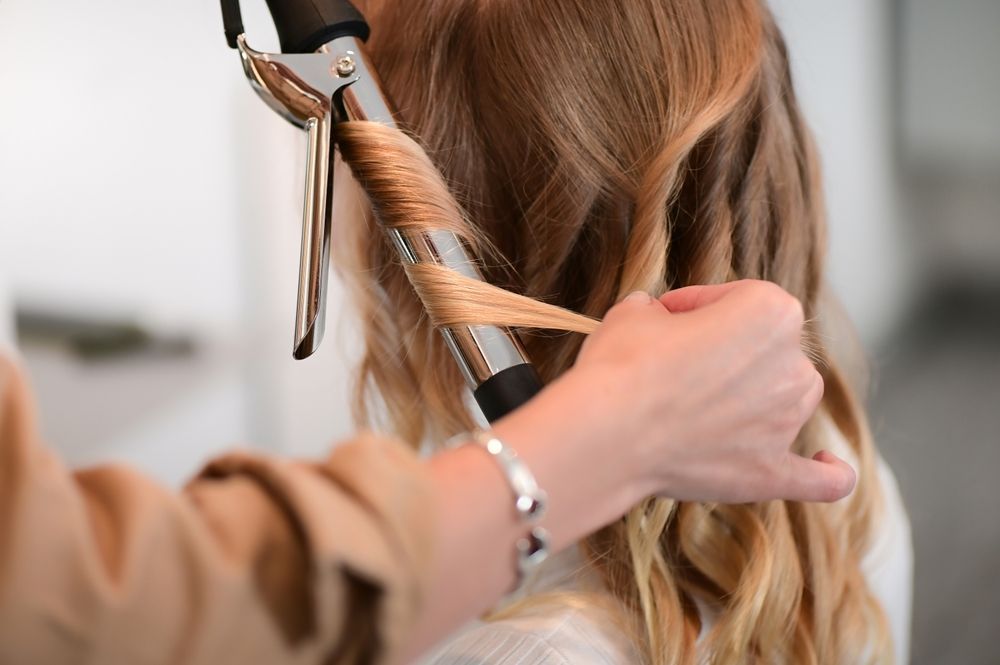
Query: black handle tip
221 0 369 52
220 0 245 48
473 364 543 423
265 0 369 53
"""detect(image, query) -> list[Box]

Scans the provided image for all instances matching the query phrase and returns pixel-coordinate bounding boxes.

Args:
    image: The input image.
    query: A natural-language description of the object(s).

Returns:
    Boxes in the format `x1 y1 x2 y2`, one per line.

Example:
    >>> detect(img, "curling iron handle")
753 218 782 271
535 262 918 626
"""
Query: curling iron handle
265 0 369 53
293 113 334 359
473 364 543 423
220 0 367 51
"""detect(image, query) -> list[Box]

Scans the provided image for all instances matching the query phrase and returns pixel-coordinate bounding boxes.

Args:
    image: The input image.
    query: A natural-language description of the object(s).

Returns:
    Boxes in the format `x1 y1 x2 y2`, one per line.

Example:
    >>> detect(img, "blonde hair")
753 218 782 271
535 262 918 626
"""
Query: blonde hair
334 0 892 662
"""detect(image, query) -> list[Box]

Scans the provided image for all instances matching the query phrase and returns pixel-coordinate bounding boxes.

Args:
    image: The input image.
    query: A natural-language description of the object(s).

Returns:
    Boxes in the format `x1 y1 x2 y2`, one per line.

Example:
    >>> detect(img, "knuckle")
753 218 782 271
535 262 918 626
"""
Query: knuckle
795 392 819 424
756 280 787 303
814 372 826 402
788 296 806 326
795 356 820 387
776 293 805 332
806 367 825 403
746 282 804 331
742 279 778 305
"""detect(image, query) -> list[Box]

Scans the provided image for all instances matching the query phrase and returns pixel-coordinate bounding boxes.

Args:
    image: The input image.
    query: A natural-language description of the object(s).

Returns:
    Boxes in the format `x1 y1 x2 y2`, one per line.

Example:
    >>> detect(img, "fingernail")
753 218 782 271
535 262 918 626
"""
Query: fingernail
623 291 652 304
813 450 838 463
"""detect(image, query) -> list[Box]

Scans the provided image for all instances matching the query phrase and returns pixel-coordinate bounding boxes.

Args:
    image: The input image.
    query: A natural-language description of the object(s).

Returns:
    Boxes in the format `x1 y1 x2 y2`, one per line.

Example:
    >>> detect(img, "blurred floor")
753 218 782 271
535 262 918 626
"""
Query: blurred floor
871 282 1000 665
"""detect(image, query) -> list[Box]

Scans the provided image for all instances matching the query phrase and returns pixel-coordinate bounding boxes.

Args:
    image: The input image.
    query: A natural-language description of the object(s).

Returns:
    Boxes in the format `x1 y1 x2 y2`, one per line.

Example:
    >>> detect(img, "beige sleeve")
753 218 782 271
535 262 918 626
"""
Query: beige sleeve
0 356 435 665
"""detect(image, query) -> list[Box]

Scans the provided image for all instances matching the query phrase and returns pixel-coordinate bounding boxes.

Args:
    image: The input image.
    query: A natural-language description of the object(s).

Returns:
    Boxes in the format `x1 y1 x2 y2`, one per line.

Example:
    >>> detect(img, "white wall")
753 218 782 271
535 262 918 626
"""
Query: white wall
0 1 244 334
0 0 358 483
896 0 1000 281
901 0 1000 168
770 0 912 347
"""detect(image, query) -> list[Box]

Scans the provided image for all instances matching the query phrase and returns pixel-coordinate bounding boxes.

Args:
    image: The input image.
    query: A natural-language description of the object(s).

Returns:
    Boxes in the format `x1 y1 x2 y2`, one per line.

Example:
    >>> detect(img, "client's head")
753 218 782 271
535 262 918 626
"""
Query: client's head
334 1 892 662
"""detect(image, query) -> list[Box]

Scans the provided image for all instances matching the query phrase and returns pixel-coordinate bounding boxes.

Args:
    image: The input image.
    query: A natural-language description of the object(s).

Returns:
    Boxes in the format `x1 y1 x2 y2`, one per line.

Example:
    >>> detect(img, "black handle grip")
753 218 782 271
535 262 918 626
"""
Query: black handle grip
221 0 245 48
473 364 544 423
265 0 369 53
220 0 369 52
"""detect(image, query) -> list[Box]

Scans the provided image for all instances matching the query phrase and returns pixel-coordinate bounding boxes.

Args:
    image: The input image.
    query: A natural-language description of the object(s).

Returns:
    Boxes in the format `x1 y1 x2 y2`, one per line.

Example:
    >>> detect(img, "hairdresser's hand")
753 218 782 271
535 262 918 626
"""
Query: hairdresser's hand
565 280 855 505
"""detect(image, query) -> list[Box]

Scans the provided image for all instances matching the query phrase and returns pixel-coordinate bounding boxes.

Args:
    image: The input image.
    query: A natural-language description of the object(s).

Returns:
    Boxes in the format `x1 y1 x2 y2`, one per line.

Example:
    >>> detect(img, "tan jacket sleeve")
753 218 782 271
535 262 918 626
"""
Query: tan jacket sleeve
0 356 435 665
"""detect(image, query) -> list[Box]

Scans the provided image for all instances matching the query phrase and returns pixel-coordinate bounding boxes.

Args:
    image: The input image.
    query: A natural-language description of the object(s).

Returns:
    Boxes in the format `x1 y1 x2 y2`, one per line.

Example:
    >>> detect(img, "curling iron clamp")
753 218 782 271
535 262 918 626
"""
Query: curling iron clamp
220 0 542 422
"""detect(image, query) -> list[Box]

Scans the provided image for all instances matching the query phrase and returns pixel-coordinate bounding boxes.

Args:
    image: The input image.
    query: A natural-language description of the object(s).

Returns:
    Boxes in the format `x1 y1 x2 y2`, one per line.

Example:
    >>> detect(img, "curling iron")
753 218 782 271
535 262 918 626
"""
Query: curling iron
219 0 542 422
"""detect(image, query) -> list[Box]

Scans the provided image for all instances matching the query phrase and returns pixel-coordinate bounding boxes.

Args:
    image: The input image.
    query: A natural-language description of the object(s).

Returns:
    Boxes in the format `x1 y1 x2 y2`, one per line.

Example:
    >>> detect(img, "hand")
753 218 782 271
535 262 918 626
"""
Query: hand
412 280 853 655
563 280 855 505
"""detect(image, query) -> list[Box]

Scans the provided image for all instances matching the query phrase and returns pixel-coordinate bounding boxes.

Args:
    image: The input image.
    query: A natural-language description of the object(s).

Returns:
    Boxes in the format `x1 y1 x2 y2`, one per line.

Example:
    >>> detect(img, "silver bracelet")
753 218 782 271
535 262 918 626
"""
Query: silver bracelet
470 429 551 582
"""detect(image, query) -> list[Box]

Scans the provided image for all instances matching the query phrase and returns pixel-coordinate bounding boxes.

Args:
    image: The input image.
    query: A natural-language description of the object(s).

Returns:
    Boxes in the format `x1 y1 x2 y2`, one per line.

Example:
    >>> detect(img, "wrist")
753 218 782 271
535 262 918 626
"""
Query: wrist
548 363 680 504
491 366 647 541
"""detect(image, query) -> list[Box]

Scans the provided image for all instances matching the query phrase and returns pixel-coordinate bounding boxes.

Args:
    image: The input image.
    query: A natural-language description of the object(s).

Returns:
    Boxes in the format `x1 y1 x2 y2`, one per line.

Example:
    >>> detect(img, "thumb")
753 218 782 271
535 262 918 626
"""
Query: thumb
658 281 745 313
622 290 655 305
602 290 666 324
778 450 857 503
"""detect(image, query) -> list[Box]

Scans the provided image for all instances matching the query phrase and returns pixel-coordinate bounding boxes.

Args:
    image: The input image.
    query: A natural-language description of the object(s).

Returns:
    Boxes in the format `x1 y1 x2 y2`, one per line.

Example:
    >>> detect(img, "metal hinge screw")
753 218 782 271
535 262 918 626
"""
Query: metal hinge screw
334 55 356 77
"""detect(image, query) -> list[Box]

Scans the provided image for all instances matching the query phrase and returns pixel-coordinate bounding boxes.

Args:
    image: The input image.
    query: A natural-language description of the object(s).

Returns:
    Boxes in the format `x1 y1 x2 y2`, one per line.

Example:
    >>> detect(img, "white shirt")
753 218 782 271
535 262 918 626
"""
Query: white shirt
421 438 913 664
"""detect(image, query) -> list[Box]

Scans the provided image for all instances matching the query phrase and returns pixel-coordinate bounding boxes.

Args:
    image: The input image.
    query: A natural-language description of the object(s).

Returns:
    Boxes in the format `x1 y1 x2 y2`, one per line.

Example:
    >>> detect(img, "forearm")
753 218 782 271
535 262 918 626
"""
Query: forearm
403 369 639 660
0 357 435 665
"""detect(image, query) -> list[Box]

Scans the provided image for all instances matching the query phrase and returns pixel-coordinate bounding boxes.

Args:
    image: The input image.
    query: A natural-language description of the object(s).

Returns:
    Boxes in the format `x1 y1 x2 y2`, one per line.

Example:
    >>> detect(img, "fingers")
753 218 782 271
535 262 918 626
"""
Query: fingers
622 291 655 305
659 281 806 347
778 450 857 503
603 290 668 322
799 368 825 423
657 281 746 312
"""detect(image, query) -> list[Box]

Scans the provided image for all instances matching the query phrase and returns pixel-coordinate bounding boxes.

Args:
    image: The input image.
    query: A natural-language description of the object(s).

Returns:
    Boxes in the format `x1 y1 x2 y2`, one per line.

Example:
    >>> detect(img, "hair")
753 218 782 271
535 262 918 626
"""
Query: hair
332 1 892 662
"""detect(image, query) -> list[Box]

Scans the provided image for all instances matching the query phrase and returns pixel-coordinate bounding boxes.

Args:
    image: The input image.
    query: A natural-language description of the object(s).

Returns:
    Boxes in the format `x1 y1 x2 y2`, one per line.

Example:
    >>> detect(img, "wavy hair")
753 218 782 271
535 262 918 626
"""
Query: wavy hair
332 0 891 662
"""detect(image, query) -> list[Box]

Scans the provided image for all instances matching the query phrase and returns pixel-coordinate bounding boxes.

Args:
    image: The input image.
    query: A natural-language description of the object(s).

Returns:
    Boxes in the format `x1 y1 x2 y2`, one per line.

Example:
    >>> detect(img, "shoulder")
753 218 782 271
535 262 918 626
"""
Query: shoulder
420 605 637 665
823 412 913 662
863 454 914 664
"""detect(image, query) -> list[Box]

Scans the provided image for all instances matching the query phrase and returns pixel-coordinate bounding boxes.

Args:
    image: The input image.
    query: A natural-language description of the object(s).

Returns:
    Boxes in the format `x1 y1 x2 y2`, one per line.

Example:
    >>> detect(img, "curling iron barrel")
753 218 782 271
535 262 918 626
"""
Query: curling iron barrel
220 0 543 422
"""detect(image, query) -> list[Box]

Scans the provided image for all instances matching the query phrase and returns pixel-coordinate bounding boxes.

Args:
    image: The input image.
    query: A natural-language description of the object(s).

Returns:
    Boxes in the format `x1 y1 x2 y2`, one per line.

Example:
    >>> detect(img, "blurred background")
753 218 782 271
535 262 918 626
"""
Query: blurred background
0 1 997 662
